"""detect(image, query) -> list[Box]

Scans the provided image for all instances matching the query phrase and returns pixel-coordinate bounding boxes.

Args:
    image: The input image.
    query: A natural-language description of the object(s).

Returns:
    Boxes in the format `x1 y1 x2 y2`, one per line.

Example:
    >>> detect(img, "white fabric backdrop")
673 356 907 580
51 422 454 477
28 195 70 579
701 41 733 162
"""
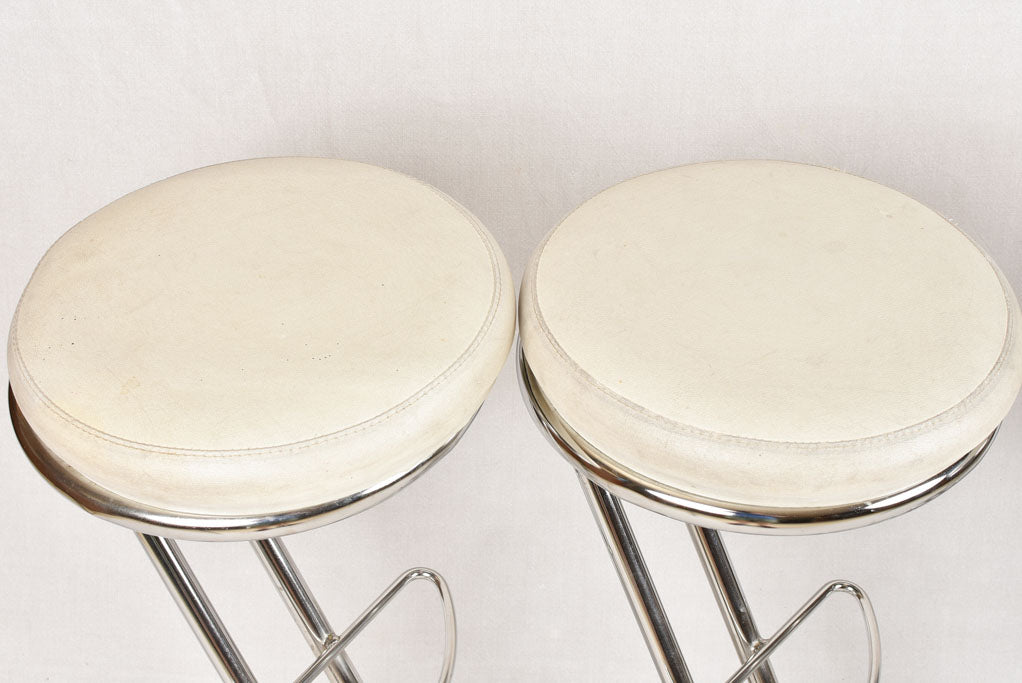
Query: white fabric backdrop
1 2 1020 680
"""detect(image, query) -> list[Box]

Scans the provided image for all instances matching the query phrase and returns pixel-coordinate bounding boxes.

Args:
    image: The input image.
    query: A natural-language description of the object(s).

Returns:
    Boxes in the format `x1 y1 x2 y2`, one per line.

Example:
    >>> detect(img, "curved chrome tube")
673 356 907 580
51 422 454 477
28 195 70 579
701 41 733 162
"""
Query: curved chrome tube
9 385 477 541
518 342 997 534
293 567 457 683
724 580 880 683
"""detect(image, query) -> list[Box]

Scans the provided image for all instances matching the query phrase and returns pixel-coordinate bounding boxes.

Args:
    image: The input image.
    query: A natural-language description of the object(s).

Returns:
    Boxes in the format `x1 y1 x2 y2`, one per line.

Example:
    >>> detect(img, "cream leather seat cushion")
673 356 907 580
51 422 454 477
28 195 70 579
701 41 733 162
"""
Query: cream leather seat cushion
10 157 515 518
520 160 1022 511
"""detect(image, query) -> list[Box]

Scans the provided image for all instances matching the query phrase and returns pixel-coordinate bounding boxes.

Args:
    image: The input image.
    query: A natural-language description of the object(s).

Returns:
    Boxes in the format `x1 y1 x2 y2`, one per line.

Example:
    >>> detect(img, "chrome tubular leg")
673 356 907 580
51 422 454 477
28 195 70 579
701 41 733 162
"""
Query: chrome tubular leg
689 526 778 683
139 533 257 683
579 474 695 683
253 538 361 683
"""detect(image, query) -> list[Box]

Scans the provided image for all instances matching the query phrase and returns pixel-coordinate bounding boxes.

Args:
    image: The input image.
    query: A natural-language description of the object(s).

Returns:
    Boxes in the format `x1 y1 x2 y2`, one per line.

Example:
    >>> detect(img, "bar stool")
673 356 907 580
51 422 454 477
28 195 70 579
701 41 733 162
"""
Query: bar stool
518 160 1022 681
8 157 515 681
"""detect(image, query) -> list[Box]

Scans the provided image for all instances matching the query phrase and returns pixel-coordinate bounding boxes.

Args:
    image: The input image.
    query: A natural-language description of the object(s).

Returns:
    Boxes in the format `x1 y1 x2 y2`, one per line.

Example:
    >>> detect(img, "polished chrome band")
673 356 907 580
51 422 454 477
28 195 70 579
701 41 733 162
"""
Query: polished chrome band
519 346 997 535
9 385 475 541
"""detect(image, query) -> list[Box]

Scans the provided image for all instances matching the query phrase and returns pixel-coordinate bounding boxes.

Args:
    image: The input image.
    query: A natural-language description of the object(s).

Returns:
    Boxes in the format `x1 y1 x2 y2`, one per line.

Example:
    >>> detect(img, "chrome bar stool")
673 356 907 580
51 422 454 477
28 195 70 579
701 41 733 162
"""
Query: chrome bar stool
8 157 515 681
518 160 1022 681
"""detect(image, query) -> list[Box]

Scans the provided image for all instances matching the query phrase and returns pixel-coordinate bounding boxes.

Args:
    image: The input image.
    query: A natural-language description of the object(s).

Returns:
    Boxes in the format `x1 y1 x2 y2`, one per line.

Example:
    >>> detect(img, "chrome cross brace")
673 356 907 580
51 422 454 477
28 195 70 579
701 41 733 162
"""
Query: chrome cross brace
139 534 456 682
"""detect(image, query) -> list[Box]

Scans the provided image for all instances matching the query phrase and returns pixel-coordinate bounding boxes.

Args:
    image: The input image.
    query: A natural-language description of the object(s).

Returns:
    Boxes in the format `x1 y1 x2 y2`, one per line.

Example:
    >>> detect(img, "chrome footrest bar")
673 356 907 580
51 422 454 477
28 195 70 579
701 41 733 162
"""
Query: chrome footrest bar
293 567 457 683
724 580 880 683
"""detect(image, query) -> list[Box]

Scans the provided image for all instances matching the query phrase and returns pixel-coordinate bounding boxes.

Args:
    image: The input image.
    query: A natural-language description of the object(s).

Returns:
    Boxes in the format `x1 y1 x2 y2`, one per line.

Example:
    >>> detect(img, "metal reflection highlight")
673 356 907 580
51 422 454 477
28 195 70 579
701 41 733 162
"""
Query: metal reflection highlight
517 344 996 534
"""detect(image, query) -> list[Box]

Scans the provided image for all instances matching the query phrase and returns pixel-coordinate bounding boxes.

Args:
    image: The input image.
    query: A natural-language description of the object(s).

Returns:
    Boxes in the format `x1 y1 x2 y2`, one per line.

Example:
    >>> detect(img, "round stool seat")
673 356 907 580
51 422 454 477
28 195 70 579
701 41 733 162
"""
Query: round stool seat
9 157 515 538
520 160 1022 531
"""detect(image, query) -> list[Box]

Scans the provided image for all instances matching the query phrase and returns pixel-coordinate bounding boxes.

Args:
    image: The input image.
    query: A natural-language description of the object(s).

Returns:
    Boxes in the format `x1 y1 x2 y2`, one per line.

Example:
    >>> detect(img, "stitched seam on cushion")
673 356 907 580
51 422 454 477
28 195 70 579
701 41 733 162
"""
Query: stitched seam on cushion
11 163 504 457
528 167 1018 453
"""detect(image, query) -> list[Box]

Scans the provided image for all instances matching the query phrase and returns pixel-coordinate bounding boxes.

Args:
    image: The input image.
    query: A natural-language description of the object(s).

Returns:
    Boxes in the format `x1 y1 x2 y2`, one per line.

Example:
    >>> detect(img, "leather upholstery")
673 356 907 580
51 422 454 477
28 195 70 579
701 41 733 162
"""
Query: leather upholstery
9 157 516 519
520 160 1022 510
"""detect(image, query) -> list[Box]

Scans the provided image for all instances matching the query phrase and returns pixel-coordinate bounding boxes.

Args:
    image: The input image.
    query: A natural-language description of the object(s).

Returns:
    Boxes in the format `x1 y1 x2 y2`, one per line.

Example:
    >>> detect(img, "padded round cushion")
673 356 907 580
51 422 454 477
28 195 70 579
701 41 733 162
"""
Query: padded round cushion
10 157 515 522
520 160 1022 512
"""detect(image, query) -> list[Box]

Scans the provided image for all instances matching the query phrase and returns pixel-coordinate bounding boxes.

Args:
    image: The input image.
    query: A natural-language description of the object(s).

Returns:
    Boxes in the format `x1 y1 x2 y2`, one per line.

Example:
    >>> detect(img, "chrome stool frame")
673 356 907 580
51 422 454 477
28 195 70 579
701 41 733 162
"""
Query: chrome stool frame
519 345 996 682
10 387 460 683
